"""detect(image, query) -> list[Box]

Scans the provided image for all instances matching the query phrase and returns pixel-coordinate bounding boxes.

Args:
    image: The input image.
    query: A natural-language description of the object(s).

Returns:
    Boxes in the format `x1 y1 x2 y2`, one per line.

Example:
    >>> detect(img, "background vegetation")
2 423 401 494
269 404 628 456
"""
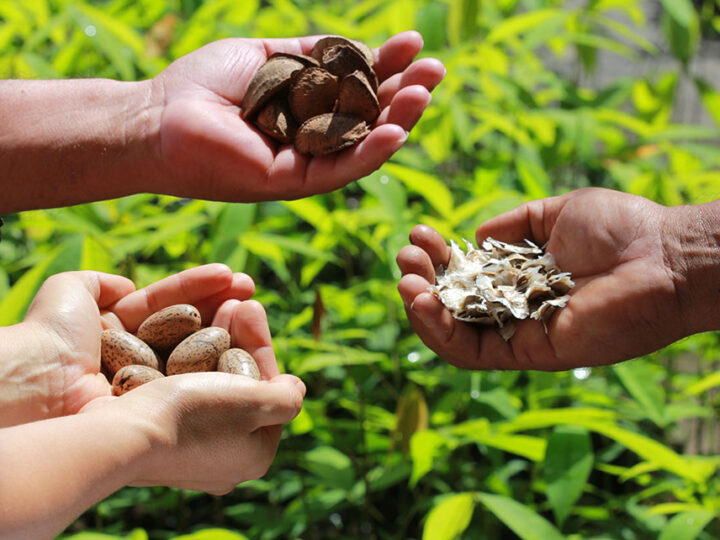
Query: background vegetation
2 0 720 538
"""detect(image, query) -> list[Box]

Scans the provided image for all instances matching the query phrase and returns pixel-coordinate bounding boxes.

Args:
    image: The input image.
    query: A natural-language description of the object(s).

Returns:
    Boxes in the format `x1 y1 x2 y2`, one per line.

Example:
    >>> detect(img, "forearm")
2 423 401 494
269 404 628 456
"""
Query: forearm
0 79 160 212
664 199 720 334
0 407 153 539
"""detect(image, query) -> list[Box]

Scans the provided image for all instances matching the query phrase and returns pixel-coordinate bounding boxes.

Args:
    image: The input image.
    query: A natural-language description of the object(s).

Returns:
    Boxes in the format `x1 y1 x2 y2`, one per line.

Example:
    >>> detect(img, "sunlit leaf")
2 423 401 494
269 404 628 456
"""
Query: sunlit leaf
658 510 715 540
422 493 475 540
477 492 564 540
410 430 450 486
612 359 666 427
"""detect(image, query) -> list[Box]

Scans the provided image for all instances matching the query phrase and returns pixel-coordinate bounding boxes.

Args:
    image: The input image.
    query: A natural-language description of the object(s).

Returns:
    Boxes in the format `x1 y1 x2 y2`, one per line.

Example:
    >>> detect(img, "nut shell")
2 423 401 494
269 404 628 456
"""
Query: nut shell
101 328 160 377
335 70 380 124
166 327 231 375
112 365 164 396
320 44 378 91
241 56 305 119
295 113 370 156
288 67 339 124
217 348 261 380
310 36 375 68
137 304 202 351
256 97 298 144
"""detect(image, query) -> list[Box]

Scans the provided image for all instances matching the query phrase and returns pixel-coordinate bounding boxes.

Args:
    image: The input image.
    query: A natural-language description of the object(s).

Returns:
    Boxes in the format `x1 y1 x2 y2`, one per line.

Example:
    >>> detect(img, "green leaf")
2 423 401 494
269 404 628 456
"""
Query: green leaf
172 529 249 540
659 0 696 28
658 510 715 540
612 359 666 426
422 493 475 540
383 163 454 220
544 427 593 526
300 446 354 490
410 430 450 486
684 371 720 395
209 204 255 264
694 78 720 128
477 492 564 540
516 146 551 199
80 234 115 273
487 9 565 44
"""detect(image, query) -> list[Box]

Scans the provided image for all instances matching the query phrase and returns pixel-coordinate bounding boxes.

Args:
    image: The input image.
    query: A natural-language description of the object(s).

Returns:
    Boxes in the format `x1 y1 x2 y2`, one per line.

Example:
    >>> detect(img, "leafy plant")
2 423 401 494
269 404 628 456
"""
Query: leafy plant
3 0 720 539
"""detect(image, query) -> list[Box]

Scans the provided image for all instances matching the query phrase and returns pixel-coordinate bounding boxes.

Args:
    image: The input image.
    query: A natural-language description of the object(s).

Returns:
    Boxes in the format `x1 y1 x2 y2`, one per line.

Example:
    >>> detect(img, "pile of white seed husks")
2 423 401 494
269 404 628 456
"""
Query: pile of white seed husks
430 238 574 340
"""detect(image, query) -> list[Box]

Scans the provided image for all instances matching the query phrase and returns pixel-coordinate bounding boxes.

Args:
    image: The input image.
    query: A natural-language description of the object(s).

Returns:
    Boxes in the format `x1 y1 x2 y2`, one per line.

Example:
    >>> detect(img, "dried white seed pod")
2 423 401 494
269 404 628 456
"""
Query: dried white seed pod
429 237 574 341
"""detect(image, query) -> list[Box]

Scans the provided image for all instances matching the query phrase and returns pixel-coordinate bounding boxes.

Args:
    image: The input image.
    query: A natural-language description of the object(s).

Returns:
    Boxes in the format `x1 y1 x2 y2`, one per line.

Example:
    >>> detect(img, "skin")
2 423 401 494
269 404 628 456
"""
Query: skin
0 265 305 539
0 31 445 212
397 187 720 371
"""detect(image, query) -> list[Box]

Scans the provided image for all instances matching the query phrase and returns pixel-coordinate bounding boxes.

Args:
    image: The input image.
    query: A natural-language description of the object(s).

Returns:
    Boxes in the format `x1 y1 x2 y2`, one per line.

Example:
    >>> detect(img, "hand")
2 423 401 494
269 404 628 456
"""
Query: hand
151 31 445 201
397 188 695 370
2 264 255 426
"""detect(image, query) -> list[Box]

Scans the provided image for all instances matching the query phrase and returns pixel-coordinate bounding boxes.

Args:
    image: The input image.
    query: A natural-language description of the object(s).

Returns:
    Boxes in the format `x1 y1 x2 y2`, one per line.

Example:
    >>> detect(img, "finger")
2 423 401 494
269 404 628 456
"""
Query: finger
211 298 239 332
373 31 424 82
409 225 450 267
273 123 407 198
246 378 304 430
396 245 436 283
194 273 255 323
376 58 446 108
375 85 432 132
410 291 515 370
111 264 234 332
476 195 566 246
228 300 281 379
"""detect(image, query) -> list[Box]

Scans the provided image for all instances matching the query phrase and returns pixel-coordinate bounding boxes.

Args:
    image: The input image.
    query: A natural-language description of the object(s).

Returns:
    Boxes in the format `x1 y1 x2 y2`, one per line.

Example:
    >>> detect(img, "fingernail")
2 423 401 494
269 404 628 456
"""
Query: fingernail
295 378 306 397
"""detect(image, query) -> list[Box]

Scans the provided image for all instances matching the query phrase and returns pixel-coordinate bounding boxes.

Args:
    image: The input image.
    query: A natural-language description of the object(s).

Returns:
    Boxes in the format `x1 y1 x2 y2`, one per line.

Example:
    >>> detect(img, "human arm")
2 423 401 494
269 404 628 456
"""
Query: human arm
396 187 720 370
0 372 304 540
0 31 445 212
0 265 304 539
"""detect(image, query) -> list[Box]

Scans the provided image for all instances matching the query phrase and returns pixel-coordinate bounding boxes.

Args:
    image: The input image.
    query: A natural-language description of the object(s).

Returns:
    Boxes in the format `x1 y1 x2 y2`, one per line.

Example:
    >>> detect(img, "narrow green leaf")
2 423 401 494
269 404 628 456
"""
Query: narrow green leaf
694 78 720 128
659 0 696 28
658 510 715 540
487 9 564 44
172 529 250 540
422 493 475 540
544 427 593 526
685 371 720 395
301 446 354 490
612 359 666 426
516 146 551 199
410 430 449 486
477 492 564 540
383 163 454 219
281 198 333 233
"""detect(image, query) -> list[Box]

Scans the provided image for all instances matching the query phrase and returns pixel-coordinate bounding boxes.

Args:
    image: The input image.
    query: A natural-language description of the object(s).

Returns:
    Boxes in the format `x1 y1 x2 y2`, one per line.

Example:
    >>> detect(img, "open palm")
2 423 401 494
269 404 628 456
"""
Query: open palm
151 31 445 201
397 188 686 370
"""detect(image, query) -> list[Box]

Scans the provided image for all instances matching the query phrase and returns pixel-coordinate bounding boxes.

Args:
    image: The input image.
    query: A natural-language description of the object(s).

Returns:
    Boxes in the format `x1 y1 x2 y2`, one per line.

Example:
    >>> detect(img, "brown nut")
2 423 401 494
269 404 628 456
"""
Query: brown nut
166 327 231 375
335 70 380 124
241 56 305 119
137 304 202 351
101 328 161 377
310 36 375 68
217 348 261 380
288 67 339 124
112 365 164 396
256 97 298 144
295 113 370 156
319 44 378 91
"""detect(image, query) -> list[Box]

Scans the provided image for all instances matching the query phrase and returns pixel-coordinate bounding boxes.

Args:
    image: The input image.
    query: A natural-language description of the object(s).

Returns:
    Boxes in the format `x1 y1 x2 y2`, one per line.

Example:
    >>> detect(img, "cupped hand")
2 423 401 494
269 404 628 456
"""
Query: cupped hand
151 31 445 201
19 264 255 421
397 188 688 371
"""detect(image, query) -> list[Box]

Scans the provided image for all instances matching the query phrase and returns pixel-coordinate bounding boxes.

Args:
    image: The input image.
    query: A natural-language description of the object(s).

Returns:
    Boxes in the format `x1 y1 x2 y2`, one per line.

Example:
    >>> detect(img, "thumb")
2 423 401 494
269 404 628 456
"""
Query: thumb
476 195 567 246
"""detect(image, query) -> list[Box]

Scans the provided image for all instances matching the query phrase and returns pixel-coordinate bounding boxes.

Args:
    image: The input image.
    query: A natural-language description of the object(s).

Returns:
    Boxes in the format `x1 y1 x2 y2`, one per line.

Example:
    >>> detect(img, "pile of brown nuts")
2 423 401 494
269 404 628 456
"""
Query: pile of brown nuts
101 304 261 396
241 36 380 155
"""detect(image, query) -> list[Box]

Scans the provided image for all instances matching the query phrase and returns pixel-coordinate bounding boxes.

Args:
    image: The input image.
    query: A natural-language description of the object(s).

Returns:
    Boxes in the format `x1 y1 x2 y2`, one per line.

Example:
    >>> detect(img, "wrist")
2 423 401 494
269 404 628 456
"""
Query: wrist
662 200 720 335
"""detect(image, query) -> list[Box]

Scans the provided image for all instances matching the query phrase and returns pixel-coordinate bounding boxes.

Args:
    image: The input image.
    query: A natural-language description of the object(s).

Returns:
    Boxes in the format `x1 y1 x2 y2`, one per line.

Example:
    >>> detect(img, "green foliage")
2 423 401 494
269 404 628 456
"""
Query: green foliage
3 0 720 539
